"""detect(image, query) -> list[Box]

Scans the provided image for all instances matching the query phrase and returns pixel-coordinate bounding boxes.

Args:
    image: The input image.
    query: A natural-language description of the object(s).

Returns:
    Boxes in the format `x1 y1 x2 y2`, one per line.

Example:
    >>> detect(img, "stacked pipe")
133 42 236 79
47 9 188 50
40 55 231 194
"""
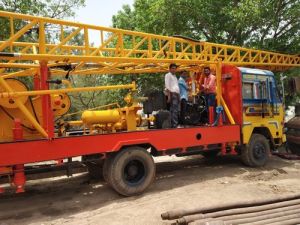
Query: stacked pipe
161 194 300 225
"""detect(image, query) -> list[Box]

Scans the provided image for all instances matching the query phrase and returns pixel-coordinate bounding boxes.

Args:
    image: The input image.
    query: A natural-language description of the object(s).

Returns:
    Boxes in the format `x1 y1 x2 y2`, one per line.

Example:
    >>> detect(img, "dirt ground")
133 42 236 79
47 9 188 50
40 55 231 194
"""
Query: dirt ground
1 155 300 225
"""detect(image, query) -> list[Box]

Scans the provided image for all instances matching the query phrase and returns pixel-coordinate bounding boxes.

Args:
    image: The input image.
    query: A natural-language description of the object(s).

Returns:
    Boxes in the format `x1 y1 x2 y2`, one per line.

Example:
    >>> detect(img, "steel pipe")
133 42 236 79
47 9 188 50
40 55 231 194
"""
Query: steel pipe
176 199 300 224
266 217 300 225
192 208 300 225
161 194 300 220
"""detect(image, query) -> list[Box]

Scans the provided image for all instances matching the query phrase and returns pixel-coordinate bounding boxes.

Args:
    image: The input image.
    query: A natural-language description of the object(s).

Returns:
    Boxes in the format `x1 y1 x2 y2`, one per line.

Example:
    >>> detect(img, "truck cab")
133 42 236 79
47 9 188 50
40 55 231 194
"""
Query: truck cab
240 67 285 148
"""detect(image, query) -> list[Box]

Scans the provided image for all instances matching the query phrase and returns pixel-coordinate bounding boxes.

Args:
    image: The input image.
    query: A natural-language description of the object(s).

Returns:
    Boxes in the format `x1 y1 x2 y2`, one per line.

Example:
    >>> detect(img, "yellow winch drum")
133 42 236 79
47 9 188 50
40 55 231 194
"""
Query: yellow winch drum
81 109 121 125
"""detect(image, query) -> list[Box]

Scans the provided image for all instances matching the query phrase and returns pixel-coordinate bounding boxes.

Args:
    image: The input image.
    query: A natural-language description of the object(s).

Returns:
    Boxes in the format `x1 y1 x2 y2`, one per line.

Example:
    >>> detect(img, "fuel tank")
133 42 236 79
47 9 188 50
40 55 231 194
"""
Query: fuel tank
81 109 121 125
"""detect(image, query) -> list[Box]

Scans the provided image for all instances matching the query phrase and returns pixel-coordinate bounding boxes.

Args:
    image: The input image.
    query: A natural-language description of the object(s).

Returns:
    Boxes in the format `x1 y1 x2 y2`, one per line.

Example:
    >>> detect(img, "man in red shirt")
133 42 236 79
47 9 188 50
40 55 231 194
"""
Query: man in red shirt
202 67 216 123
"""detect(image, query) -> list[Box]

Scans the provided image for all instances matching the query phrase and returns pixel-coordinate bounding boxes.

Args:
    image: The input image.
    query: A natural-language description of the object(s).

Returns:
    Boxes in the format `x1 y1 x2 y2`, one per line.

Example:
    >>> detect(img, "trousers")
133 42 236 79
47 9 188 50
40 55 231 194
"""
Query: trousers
170 92 180 128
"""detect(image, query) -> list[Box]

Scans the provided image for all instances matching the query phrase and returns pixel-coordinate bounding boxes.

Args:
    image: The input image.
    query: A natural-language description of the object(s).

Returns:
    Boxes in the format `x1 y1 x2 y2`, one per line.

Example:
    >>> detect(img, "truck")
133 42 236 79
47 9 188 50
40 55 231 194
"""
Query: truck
0 11 299 196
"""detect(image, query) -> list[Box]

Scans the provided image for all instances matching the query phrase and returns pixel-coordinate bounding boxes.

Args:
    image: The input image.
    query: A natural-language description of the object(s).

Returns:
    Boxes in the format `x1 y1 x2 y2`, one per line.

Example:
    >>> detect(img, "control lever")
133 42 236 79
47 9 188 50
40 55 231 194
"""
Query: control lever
46 79 62 85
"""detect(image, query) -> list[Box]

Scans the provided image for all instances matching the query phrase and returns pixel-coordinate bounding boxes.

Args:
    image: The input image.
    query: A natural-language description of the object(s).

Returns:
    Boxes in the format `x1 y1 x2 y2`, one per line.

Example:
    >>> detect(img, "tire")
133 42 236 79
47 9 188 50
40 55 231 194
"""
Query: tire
287 142 300 155
241 134 270 167
106 147 155 196
103 154 115 184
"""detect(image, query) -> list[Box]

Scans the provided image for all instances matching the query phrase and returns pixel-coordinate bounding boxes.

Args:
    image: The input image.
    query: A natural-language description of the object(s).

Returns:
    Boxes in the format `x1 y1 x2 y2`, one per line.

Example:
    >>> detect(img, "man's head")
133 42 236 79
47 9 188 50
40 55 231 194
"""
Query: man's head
181 70 188 79
203 66 211 76
169 63 178 74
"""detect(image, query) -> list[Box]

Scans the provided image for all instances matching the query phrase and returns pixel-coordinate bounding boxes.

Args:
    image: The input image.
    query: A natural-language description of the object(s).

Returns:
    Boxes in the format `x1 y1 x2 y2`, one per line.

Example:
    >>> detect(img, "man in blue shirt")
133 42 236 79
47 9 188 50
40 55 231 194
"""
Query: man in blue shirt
178 71 189 125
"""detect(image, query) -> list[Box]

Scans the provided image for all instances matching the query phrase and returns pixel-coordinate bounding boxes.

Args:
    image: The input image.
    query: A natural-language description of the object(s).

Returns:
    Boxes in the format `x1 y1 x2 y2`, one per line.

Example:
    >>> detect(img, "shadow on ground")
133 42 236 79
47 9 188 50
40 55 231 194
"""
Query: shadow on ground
0 155 297 225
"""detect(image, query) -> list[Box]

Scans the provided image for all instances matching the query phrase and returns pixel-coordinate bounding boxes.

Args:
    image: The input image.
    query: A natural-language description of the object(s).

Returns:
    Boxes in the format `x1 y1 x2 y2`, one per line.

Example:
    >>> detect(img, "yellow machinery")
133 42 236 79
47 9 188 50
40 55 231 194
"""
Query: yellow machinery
0 10 300 196
0 10 299 143
81 92 143 133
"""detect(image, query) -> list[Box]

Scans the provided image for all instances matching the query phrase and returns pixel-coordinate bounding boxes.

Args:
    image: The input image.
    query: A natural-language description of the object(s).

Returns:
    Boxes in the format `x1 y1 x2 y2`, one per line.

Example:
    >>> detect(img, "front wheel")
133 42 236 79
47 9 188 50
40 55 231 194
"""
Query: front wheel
241 134 270 167
105 147 156 196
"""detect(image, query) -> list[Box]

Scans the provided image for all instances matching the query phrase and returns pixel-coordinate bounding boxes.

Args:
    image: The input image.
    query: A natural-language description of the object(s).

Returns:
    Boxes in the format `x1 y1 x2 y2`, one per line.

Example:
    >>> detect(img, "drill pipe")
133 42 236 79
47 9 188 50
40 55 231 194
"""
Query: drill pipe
242 213 300 225
192 221 224 225
161 193 300 220
192 208 300 225
177 199 300 224
266 217 300 225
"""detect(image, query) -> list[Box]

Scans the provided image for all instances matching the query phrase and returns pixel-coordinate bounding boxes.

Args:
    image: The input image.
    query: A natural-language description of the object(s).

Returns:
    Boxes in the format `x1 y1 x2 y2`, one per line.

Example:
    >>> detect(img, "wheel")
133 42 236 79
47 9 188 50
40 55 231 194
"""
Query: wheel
287 142 300 155
241 134 270 167
82 155 104 180
102 154 115 184
106 147 155 196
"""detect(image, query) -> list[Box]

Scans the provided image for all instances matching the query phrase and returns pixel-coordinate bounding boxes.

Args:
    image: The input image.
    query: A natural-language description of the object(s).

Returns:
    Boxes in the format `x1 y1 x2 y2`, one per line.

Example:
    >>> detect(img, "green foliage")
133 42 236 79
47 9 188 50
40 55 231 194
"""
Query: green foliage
112 0 300 105
113 0 300 53
0 0 85 18
0 0 85 41
2 1 299 113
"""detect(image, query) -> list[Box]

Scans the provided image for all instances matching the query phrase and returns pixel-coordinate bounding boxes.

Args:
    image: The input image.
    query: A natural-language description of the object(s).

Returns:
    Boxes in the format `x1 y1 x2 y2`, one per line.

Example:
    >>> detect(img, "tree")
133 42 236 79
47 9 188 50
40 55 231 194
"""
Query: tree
112 0 300 54
0 0 85 42
112 0 300 104
0 0 85 18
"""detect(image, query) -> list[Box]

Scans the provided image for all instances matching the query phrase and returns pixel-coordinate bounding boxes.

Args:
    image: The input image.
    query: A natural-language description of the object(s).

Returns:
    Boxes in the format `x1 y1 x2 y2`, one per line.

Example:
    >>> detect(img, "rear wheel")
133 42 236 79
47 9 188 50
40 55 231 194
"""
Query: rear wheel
105 147 155 196
103 154 115 184
241 134 270 167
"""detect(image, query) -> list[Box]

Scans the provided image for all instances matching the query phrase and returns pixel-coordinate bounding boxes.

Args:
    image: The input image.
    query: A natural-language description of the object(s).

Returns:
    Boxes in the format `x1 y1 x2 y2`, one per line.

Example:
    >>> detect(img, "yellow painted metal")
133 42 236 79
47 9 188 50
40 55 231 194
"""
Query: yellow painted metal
67 121 83 126
0 10 297 143
216 60 222 107
51 93 71 116
0 10 298 78
0 63 39 69
63 103 121 118
80 91 142 132
0 45 34 74
0 82 136 98
0 19 38 52
242 105 285 145
0 79 28 108
81 105 142 132
221 96 235 125
82 109 121 125
0 77 48 138
39 21 46 54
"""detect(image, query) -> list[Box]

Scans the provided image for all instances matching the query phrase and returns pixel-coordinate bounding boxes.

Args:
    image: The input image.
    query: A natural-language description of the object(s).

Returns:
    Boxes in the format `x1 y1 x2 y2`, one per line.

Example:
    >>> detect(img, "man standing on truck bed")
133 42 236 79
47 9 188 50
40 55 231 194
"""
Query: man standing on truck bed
165 63 180 128
202 66 216 123
179 70 189 126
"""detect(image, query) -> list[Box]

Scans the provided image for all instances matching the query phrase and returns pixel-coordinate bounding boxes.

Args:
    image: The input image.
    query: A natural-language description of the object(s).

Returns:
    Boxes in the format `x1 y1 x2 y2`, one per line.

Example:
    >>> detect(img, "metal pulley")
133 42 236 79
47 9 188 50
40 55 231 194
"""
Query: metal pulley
51 93 71 116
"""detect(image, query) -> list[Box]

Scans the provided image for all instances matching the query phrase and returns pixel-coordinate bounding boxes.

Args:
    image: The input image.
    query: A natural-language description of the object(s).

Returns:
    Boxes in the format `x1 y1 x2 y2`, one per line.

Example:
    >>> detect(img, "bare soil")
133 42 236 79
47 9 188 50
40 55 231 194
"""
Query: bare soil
1 155 300 225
